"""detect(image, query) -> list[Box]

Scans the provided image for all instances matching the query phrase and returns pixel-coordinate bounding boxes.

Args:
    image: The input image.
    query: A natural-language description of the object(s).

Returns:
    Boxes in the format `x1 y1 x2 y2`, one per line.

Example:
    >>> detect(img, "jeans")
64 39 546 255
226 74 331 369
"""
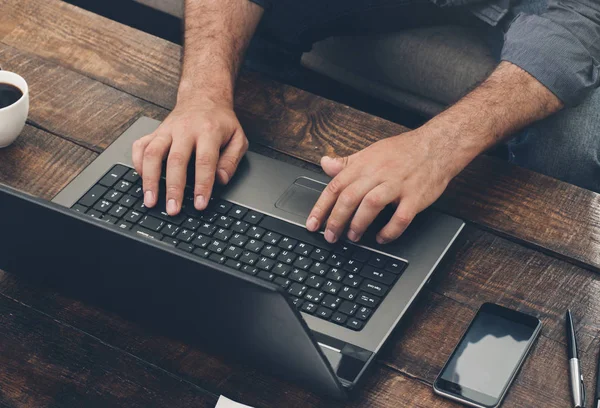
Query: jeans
250 0 600 193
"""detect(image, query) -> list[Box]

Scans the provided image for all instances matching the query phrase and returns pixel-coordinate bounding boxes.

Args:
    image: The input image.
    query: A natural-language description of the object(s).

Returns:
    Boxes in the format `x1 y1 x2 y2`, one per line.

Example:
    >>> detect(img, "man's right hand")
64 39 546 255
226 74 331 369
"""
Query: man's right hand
131 100 249 216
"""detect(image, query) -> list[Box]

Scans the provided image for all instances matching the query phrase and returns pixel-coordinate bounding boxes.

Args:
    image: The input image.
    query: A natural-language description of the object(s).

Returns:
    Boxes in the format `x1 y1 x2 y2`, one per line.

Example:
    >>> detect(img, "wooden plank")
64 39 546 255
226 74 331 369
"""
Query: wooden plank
0 292 217 408
3 0 600 273
0 125 96 200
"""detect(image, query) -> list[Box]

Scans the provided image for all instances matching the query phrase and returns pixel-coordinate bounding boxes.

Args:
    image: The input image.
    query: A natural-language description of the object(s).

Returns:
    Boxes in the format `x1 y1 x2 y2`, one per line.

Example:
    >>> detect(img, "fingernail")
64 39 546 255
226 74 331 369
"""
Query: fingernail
325 229 337 243
167 199 178 215
144 191 154 206
218 169 229 184
195 195 206 210
348 229 359 242
377 236 389 245
306 216 319 232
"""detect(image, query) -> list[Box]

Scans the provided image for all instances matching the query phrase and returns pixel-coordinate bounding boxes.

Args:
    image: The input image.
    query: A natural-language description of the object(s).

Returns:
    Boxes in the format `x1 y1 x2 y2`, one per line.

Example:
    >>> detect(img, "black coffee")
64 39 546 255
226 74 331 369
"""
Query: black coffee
0 83 24 109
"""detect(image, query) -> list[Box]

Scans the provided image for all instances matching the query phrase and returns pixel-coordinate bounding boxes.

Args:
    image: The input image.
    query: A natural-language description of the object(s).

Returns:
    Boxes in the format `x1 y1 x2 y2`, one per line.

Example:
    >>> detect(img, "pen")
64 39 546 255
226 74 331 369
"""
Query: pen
567 309 586 408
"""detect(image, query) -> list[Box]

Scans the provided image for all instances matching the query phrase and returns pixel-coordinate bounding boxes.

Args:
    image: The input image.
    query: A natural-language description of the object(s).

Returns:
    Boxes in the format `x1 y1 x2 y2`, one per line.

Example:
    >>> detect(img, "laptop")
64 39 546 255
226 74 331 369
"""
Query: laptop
0 117 464 398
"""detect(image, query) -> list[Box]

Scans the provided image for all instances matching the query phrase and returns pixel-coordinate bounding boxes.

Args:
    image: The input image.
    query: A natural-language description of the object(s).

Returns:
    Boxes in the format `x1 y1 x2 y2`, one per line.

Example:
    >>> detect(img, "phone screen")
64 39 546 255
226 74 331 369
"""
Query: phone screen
435 304 541 407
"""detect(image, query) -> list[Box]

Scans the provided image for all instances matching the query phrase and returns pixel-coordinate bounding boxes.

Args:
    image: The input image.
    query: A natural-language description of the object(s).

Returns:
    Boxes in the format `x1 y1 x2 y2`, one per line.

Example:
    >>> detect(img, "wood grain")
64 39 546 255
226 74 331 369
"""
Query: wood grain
2 0 600 273
0 125 96 200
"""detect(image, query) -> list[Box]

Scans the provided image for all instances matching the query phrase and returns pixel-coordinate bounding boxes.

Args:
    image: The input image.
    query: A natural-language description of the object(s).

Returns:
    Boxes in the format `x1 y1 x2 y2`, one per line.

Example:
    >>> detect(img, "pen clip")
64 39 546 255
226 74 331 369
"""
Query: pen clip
581 375 586 408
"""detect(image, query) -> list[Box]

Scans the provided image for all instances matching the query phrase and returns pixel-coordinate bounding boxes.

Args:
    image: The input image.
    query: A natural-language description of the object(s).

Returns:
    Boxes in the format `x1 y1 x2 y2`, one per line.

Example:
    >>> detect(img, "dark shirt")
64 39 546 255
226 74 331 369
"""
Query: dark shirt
250 0 600 107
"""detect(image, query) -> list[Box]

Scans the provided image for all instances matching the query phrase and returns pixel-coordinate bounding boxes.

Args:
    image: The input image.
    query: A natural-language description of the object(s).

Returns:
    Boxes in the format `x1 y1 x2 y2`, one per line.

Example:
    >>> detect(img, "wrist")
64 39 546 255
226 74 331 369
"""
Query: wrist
177 78 234 109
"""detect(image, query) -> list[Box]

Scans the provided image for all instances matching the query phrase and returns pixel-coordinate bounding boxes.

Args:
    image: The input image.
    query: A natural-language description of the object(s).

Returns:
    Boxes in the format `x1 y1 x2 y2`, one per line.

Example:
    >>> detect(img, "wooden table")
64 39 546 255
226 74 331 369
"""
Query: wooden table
2 1 600 406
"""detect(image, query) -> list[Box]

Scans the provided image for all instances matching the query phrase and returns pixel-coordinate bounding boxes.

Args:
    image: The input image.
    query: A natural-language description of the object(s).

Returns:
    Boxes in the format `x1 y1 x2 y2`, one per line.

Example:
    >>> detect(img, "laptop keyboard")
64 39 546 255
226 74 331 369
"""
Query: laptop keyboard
70 165 408 331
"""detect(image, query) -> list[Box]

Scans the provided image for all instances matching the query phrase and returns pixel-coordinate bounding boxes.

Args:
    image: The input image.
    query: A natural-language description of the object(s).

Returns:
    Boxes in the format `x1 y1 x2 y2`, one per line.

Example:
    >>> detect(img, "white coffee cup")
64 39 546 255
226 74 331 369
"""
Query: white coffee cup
0 70 29 148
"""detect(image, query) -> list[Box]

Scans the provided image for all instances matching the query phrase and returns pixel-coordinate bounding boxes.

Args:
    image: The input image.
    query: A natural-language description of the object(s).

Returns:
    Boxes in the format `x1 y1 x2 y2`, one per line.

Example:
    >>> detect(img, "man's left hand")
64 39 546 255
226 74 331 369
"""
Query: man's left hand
306 129 466 245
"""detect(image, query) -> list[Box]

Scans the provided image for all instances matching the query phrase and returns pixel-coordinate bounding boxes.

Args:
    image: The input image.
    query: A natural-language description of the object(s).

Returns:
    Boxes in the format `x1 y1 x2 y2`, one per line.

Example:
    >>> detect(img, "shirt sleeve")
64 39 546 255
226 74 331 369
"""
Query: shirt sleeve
248 0 271 9
501 0 600 106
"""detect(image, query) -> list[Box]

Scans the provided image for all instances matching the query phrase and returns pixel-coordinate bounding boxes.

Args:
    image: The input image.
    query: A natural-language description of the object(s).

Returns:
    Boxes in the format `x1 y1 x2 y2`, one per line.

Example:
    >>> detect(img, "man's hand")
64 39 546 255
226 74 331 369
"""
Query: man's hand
132 100 248 215
306 129 459 245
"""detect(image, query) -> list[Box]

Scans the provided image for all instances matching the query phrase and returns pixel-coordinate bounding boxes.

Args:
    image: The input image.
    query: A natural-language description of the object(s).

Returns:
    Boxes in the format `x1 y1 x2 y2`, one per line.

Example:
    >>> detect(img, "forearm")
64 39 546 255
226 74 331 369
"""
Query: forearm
178 0 263 106
422 61 563 174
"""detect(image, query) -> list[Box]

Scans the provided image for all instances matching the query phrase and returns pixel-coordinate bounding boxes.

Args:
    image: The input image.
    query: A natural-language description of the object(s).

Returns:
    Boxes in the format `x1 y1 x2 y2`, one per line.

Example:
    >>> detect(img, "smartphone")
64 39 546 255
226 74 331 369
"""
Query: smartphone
433 303 542 408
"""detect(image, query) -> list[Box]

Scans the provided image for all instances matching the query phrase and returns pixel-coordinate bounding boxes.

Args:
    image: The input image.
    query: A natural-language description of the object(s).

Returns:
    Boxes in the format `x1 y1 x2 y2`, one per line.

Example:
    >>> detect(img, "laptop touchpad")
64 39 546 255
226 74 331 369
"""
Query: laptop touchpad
275 177 326 218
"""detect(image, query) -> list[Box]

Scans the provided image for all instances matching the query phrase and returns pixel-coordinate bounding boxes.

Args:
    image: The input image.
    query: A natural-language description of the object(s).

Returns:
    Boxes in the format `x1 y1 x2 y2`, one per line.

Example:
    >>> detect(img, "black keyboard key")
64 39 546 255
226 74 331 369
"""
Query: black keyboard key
315 307 333 320
214 228 233 242
346 318 363 331
310 248 329 262
323 280 342 295
258 271 275 281
93 199 113 213
277 250 297 264
385 259 408 274
192 234 211 248
339 286 359 301
301 302 318 314
197 223 217 236
228 205 248 220
291 297 304 309
209 253 227 264
247 226 265 239
352 248 370 263
104 190 123 202
176 229 195 243
214 200 232 214
288 283 308 298
244 239 264 253
278 237 297 251
86 209 102 218
263 231 281 245
229 233 248 247
240 251 259 266
79 185 108 207
147 207 186 225
289 268 308 283
334 244 353 257
161 237 179 246
344 259 363 274
161 223 181 238
304 289 324 303
200 211 219 223
343 273 363 288
101 215 118 224
293 256 313 270
360 265 396 285
215 215 234 228
309 262 329 276
139 215 165 232
331 312 348 325
326 268 345 282
123 169 140 183
124 210 143 223
132 199 148 213
260 245 280 259
71 204 88 213
360 280 389 297
177 242 194 253
327 253 345 268
98 165 128 187
193 248 211 258
225 260 243 270
182 217 201 231
369 255 386 268
322 294 342 310
356 307 372 321
294 242 313 256
115 180 133 193
129 185 143 198
108 205 128 218
208 239 227 254
223 245 243 260
241 265 258 275
274 277 291 289
231 220 250 234
256 257 276 271
116 221 132 230
132 226 163 241
356 293 380 308
338 301 358 316
243 210 263 224
273 263 292 277
306 275 325 289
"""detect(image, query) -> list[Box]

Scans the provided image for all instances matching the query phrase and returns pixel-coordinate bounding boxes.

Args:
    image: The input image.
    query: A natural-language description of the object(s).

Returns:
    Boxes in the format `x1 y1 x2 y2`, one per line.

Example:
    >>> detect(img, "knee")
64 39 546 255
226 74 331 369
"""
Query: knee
509 89 600 192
